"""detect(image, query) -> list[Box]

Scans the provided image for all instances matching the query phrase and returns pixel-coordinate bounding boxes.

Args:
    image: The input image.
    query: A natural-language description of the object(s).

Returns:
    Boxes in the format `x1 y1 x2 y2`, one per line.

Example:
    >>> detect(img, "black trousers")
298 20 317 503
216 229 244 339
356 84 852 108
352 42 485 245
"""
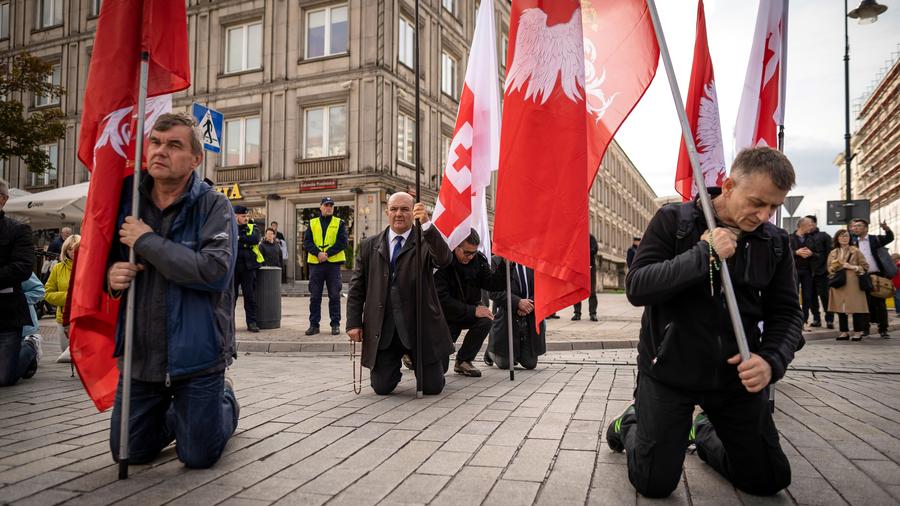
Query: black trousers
308 263 342 327
797 269 815 323
447 316 492 363
865 282 889 333
621 374 791 498
811 274 833 324
233 268 257 326
837 313 868 333
574 265 598 316
370 335 446 396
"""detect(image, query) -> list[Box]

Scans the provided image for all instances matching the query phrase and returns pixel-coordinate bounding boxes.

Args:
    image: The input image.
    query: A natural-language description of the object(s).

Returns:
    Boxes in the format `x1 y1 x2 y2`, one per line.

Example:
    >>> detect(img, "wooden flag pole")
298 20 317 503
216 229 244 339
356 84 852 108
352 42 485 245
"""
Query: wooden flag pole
646 0 751 361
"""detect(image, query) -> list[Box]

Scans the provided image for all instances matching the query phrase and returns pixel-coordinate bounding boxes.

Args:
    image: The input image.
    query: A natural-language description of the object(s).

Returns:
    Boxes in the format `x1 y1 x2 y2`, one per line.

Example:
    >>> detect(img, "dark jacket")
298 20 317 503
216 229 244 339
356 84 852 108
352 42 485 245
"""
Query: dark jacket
489 257 546 359
626 194 802 391
346 225 454 368
236 221 262 271
805 227 831 277
789 232 811 272
0 211 34 331
589 234 598 268
851 228 894 273
434 251 506 323
626 245 638 268
259 240 283 268
111 173 237 383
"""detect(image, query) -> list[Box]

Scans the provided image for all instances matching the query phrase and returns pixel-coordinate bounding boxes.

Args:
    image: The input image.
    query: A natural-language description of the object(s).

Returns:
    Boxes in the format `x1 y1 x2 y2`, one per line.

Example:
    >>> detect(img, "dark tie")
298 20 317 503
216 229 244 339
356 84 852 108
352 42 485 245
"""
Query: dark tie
518 264 529 299
390 236 403 274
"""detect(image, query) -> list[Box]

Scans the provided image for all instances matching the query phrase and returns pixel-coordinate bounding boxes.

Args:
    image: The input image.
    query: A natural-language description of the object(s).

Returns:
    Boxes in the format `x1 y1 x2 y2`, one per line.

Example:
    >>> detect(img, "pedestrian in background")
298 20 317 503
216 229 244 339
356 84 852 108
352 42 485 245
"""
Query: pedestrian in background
804 215 833 328
304 196 347 336
234 205 263 333
260 228 283 268
790 218 815 327
44 233 81 362
573 233 599 321
0 177 39 388
626 236 640 269
271 221 289 283
850 218 893 337
827 229 869 341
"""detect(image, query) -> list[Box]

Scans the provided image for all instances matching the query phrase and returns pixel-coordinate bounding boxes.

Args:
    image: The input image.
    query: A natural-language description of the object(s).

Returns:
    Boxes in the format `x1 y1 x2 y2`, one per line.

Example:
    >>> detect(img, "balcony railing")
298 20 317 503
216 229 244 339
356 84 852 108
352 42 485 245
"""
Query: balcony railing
216 165 259 183
296 156 349 177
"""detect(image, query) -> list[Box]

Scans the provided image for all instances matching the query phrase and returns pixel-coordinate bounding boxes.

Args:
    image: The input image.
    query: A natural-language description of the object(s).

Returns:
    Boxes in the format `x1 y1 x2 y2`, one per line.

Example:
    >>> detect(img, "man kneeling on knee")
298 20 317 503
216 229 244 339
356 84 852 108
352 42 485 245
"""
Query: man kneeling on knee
606 147 803 498
106 113 240 469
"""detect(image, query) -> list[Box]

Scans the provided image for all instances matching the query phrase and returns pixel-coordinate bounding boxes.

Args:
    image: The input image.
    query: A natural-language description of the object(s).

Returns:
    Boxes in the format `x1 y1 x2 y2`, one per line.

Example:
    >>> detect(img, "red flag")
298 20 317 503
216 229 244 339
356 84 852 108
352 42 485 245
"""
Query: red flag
734 0 786 151
493 0 658 324
71 0 190 412
432 0 501 257
675 0 725 202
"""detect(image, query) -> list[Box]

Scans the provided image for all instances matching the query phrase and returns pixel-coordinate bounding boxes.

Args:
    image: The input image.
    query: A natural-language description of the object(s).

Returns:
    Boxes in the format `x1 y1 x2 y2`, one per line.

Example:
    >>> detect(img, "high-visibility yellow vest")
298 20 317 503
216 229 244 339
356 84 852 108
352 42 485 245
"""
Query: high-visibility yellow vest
246 223 264 264
307 216 346 264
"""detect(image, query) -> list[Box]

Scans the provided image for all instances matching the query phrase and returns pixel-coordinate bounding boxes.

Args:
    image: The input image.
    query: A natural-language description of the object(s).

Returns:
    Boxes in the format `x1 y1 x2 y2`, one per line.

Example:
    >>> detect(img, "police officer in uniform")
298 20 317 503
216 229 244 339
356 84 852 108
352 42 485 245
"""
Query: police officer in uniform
234 205 263 332
304 196 348 336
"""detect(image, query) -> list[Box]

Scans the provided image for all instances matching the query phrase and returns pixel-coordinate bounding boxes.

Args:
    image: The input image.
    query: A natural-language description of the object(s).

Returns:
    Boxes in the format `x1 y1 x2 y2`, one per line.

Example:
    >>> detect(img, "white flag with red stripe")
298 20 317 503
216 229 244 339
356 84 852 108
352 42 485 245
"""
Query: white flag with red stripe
734 0 787 151
432 0 501 257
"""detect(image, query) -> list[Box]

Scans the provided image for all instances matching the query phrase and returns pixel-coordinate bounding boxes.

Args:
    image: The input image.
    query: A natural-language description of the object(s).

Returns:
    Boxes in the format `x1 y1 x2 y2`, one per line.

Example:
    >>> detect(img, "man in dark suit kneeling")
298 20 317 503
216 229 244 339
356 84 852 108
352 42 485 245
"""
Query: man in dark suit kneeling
346 192 454 395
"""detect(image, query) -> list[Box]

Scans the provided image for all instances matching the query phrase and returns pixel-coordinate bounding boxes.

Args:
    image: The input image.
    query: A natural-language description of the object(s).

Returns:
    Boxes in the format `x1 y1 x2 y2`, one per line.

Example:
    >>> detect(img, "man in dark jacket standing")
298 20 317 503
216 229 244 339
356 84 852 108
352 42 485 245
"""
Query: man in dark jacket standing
850 218 894 337
606 147 802 498
106 114 239 469
434 229 505 377
0 177 40 386
234 204 263 332
573 233 599 321
804 215 833 328
626 236 640 269
790 218 815 326
346 192 453 395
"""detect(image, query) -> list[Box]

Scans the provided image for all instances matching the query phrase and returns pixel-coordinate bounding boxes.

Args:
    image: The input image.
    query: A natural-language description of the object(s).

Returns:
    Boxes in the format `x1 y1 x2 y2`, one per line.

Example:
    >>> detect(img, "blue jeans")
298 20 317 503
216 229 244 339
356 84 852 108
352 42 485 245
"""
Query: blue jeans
0 329 37 387
109 371 238 469
308 263 342 327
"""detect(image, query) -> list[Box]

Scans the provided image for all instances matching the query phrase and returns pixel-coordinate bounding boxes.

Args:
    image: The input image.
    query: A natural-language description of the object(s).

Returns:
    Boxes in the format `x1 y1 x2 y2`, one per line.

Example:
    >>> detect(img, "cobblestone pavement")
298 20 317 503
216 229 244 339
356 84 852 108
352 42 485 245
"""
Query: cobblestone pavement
1 337 899 505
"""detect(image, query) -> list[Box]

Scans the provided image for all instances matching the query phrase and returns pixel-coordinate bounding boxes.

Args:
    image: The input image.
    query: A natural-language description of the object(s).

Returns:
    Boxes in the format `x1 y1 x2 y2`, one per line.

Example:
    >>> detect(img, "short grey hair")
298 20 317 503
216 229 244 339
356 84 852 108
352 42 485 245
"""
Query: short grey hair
731 147 796 192
151 113 203 156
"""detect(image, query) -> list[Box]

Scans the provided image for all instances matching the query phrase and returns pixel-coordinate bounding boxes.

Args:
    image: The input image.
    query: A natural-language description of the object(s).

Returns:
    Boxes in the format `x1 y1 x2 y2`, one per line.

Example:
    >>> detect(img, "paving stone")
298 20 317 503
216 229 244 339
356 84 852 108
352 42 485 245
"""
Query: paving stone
381 472 451 504
431 465 502 505
485 479 540 505
503 438 559 482
588 462 636 505
9 487 79 506
535 449 595 504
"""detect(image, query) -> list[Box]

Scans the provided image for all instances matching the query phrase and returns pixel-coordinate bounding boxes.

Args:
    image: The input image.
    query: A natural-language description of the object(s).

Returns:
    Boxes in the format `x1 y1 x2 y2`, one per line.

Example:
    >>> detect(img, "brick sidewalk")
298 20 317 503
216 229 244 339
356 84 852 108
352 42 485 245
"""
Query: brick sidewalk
1 339 899 504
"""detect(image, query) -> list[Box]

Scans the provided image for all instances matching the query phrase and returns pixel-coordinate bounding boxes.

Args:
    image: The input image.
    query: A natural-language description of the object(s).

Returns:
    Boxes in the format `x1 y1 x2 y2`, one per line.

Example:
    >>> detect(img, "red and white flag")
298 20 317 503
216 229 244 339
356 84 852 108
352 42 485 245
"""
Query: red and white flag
675 0 725 201
70 0 190 411
493 0 658 324
734 0 787 151
432 0 500 257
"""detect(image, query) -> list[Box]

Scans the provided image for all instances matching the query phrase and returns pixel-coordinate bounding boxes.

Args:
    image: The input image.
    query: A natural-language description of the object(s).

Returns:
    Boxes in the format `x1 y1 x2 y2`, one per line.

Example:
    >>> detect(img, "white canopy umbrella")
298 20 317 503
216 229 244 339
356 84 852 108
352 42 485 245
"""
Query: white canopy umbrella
4 182 90 229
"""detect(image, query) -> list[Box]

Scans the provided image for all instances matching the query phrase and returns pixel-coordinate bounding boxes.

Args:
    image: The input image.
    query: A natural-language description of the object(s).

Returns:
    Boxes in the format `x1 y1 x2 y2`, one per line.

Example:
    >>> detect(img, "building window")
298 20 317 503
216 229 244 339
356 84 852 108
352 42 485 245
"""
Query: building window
38 0 63 28
225 21 262 74
441 51 457 98
500 34 508 71
90 0 102 16
223 116 260 166
0 2 9 39
440 134 451 172
397 112 415 164
305 4 348 59
34 63 61 107
398 17 414 68
304 104 347 158
31 144 58 187
442 0 455 15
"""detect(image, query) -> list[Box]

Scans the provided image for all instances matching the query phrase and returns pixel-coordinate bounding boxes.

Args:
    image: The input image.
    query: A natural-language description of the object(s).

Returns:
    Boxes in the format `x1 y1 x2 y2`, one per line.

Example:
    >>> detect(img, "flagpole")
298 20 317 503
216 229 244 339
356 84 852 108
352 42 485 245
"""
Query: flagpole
775 0 789 231
646 0 751 362
413 0 424 399
118 51 150 480
505 260 515 381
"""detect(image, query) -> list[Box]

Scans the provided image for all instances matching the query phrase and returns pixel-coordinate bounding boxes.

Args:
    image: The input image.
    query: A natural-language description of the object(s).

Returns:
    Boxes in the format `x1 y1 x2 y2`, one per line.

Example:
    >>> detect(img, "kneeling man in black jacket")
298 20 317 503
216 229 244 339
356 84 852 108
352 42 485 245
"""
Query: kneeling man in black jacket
606 147 803 498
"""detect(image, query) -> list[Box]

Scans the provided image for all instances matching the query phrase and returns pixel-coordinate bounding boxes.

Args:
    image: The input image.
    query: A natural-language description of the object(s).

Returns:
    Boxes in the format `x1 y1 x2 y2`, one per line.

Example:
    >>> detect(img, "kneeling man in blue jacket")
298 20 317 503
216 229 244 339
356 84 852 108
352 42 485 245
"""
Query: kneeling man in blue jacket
106 113 240 469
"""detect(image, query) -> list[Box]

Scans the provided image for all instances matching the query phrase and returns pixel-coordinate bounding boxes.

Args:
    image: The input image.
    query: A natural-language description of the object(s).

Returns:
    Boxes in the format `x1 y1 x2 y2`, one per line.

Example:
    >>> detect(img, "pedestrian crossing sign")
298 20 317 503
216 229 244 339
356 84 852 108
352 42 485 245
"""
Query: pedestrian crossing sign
191 103 223 153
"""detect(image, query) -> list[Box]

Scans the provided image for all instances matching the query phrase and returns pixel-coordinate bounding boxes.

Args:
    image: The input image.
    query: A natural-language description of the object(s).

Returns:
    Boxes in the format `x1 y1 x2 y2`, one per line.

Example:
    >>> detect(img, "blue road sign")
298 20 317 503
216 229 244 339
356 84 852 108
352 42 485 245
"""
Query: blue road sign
192 103 223 153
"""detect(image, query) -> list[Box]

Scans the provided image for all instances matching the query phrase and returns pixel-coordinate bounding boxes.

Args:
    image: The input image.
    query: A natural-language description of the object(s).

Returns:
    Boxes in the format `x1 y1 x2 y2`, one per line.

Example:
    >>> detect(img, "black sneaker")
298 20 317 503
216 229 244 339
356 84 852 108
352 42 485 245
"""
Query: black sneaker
248 323 260 333
305 326 320 336
689 412 710 446
826 322 834 329
880 331 891 339
572 314 581 321
810 320 822 328
606 405 636 452
332 326 341 336
548 313 560 319
590 314 599 321
483 351 494 367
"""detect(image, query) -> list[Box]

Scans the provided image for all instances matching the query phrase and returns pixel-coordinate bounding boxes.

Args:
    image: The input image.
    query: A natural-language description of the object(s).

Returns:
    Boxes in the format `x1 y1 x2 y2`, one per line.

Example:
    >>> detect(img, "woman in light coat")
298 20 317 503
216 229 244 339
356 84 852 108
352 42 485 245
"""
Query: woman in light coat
827 229 869 341
44 234 80 361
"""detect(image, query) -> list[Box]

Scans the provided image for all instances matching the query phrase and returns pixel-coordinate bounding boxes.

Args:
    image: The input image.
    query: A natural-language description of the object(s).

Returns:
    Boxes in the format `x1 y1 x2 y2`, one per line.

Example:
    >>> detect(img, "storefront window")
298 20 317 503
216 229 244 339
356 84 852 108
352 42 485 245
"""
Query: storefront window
295 203 354 281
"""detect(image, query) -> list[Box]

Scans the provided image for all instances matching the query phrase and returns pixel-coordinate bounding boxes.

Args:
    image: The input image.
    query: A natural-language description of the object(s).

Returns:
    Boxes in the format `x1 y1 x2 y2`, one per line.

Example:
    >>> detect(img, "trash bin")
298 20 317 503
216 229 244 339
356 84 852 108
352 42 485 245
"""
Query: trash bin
256 266 282 329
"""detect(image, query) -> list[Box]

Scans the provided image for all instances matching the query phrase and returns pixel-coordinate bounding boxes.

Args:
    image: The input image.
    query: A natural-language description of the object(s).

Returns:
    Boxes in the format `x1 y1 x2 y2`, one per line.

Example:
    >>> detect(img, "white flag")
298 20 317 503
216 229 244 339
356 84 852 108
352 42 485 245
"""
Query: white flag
432 0 501 258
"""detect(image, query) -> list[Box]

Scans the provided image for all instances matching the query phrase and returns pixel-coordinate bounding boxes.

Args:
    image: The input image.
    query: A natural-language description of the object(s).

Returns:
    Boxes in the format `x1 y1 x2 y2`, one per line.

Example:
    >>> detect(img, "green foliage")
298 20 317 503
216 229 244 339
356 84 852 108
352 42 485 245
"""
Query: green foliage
0 53 67 176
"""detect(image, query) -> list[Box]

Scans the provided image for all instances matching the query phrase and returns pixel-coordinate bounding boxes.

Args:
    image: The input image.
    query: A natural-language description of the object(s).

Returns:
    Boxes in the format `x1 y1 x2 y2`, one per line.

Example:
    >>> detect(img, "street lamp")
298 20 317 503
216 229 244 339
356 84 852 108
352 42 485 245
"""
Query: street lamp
843 0 887 202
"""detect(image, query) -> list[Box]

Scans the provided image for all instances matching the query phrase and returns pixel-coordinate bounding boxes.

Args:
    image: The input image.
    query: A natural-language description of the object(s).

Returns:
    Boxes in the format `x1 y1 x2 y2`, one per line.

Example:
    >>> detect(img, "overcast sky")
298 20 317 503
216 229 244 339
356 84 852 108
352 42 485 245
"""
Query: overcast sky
614 0 900 229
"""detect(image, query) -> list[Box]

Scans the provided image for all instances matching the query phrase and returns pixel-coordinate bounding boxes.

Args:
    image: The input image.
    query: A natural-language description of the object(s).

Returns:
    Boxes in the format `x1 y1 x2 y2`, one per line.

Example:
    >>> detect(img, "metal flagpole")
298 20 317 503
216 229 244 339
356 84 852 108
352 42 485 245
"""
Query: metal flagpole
646 0 751 361
413 0 424 399
505 261 515 381
775 0 789 230
118 51 150 480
